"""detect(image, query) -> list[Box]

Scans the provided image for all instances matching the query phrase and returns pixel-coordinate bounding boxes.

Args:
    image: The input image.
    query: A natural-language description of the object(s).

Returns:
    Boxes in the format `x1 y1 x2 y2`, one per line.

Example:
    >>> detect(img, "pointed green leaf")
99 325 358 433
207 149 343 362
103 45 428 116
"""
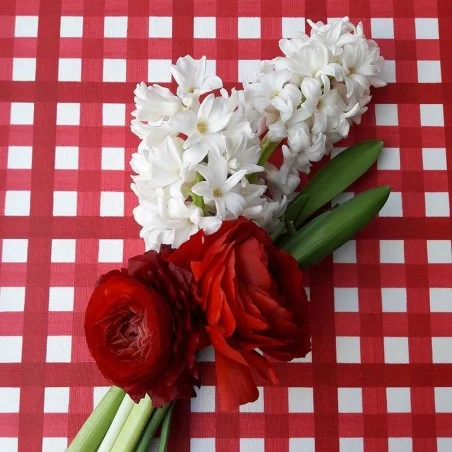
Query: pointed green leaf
157 402 175 452
283 186 390 268
293 140 384 226
285 192 309 223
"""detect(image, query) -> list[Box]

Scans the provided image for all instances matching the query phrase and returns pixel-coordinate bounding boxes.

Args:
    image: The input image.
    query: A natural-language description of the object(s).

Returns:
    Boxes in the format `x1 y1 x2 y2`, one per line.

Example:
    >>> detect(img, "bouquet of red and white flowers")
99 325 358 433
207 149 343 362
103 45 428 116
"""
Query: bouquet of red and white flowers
69 17 388 452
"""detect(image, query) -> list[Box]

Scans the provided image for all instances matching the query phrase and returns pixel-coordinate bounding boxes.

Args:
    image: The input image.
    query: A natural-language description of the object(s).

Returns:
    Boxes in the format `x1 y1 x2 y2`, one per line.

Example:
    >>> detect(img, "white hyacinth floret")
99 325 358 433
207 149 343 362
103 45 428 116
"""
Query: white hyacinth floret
131 17 386 251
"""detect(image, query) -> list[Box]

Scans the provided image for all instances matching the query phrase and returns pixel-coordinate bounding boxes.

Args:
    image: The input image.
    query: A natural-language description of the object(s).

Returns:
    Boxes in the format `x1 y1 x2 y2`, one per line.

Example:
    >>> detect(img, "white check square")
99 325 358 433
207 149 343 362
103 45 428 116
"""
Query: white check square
7 146 32 169
190 439 215 452
289 438 314 452
339 438 363 452
334 288 359 312
104 16 128 38
375 104 398 126
51 239 76 263
0 337 23 363
98 239 123 263
336 337 361 363
42 438 67 452
380 240 405 264
282 17 305 37
420 104 444 126
386 387 411 413
46 336 72 362
191 386 215 412
429 289 452 312
378 148 400 170
438 438 452 452
388 438 412 452
427 240 452 263
338 388 362 413
58 58 82 82
102 104 126 126
371 18 394 39
12 58 36 81
417 61 441 83
238 60 261 83
425 193 450 217
53 191 77 216
55 146 79 169
2 239 28 263
15 16 39 37
101 147 125 170
384 337 409 363
432 338 452 363
194 17 216 38
240 438 264 452
0 438 18 452
148 59 172 82
56 103 80 125
44 387 70 413
100 192 124 217
0 388 20 413
60 16 83 37
333 240 357 263
379 192 403 217
422 148 447 170
149 17 172 38
238 17 261 39
0 287 25 312
435 387 452 412
49 287 74 312
288 387 314 412
381 60 396 83
10 103 34 125
103 59 126 82
381 288 407 312
415 18 439 39
4 191 31 216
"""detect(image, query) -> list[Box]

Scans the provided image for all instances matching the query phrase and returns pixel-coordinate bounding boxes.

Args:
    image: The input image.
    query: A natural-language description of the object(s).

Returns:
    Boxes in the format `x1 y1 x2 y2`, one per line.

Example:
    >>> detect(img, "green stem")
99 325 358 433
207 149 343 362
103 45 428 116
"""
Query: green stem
134 404 171 452
258 135 282 165
97 394 135 452
67 387 125 452
111 394 153 452
158 403 175 452
270 221 286 242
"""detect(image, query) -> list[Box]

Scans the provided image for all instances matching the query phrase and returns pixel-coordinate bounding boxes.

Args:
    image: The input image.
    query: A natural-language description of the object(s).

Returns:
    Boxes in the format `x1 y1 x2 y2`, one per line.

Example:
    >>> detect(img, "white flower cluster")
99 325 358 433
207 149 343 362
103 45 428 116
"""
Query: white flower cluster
244 16 386 201
131 56 283 250
130 18 386 251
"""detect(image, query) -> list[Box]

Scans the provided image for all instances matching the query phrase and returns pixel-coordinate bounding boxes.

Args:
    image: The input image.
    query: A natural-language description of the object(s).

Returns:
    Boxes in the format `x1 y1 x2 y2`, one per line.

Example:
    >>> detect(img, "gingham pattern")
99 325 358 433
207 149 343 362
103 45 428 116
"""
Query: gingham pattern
1 0 452 451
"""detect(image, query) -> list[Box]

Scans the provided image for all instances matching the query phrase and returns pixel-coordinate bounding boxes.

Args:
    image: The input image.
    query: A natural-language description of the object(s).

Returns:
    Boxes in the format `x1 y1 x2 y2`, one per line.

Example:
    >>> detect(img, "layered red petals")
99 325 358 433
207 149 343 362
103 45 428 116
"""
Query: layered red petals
170 217 311 411
85 251 202 406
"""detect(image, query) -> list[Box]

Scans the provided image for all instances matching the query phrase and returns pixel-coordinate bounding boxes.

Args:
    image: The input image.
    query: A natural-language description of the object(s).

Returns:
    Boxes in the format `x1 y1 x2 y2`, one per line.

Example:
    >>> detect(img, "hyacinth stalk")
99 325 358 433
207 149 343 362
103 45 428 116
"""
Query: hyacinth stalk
111 394 153 452
97 394 135 452
67 386 125 452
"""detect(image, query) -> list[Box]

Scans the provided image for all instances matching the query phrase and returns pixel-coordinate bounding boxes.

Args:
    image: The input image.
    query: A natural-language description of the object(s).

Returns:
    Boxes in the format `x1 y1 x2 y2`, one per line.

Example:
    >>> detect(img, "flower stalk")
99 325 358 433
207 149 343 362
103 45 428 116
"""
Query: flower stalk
66 386 125 452
258 135 282 165
134 404 171 452
97 393 135 452
111 394 153 452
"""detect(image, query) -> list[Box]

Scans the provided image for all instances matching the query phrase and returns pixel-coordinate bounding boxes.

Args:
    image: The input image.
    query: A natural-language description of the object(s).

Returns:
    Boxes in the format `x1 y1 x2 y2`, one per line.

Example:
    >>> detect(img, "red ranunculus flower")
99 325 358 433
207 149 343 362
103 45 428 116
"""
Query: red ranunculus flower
168 217 311 411
84 251 203 406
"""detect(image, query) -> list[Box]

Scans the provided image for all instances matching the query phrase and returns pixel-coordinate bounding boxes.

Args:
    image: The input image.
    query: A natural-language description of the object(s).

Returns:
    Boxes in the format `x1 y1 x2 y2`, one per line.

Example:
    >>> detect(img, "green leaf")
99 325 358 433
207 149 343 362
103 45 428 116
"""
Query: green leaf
67 387 125 452
285 192 309 223
158 402 175 452
283 186 390 268
293 140 384 226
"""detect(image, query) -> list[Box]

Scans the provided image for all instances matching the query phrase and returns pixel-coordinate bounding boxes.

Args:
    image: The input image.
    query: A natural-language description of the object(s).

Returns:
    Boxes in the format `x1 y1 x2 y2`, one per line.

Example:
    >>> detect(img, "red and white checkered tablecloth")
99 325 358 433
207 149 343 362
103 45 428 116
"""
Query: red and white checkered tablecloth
1 0 452 451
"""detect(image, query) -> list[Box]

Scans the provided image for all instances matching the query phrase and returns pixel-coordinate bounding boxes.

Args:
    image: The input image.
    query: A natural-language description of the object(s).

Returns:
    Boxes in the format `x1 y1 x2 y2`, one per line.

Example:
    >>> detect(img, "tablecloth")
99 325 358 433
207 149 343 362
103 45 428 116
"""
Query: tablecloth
1 0 452 451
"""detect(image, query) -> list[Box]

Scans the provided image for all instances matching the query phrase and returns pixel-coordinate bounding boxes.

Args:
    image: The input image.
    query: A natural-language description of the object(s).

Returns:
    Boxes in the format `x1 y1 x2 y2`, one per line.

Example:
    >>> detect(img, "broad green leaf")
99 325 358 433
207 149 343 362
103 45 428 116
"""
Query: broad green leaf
283 186 390 268
292 140 383 226
285 192 309 223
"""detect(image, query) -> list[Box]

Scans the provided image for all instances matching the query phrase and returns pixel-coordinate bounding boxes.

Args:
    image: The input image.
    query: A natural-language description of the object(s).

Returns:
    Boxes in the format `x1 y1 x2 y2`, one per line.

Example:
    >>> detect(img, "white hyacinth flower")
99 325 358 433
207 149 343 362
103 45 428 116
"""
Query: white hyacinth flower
192 151 248 218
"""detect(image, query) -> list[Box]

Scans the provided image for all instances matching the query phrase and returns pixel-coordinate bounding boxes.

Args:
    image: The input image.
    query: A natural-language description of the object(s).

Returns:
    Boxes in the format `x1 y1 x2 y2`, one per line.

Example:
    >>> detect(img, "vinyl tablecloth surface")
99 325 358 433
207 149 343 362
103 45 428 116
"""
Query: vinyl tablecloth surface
1 0 452 451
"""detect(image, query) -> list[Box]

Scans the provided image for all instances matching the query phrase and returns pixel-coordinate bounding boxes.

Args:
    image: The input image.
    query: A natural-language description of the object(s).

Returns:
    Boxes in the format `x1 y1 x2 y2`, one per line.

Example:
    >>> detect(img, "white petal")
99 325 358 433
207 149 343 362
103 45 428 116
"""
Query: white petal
170 110 197 135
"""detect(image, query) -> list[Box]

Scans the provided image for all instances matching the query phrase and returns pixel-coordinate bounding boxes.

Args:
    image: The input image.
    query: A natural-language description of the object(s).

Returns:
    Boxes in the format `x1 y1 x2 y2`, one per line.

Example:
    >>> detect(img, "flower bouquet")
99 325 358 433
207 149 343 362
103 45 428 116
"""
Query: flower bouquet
68 17 388 452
